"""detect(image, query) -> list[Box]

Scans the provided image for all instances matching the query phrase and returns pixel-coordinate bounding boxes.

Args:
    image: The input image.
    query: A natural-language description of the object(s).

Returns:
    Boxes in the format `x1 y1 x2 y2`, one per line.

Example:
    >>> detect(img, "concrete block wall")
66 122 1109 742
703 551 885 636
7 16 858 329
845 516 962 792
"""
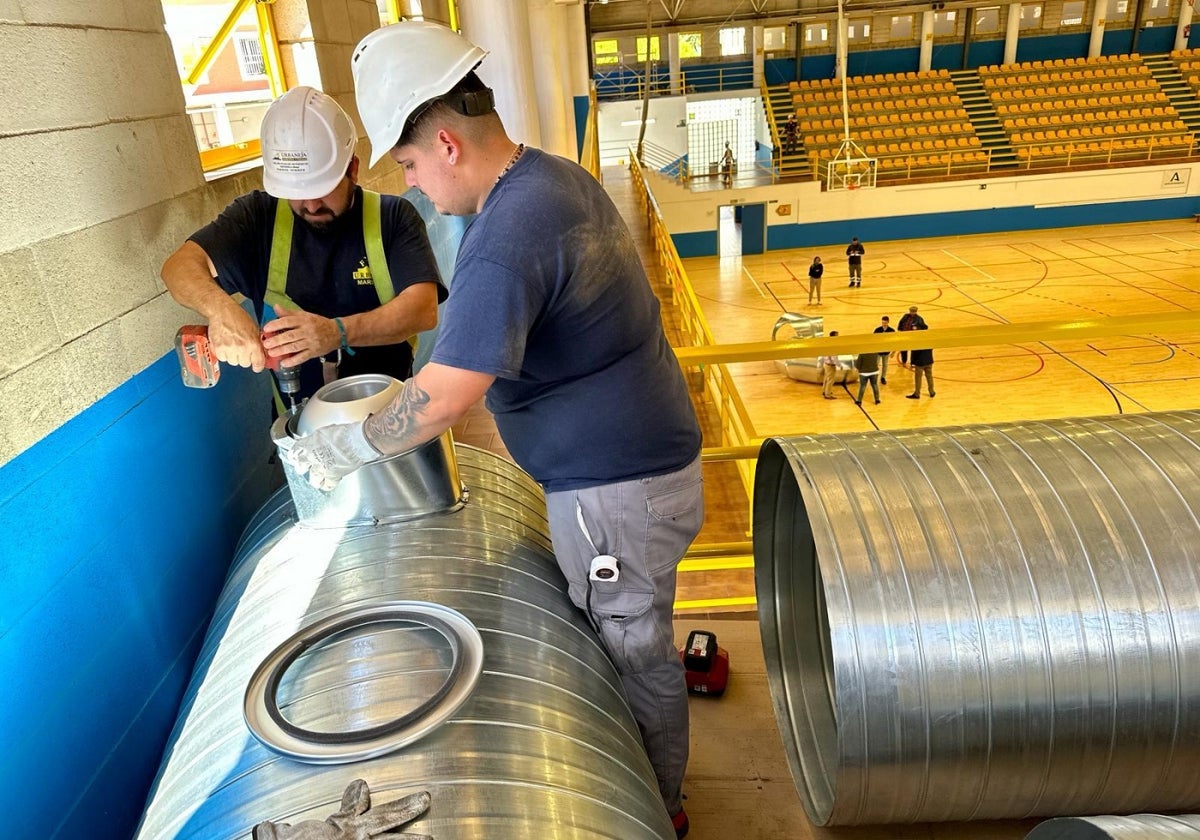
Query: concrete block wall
0 2 404 838
0 4 207 464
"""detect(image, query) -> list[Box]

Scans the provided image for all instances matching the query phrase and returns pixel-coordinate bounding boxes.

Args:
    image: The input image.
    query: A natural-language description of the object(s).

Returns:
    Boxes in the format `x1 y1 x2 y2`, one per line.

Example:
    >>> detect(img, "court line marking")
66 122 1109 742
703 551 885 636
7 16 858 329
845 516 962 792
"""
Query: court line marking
1152 232 1200 250
742 266 767 299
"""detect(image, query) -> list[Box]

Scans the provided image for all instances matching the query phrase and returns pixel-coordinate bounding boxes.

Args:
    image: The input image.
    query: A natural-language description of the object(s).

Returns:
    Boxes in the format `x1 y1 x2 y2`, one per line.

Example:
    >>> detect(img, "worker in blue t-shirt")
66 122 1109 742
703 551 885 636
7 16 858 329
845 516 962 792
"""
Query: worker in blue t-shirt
283 22 702 840
162 86 446 402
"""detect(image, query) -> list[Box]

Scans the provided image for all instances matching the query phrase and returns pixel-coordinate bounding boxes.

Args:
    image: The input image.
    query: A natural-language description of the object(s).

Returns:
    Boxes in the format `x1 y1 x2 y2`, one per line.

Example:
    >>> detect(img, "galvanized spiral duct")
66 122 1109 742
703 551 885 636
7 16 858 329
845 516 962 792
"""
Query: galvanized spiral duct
1026 814 1200 839
135 400 673 838
753 411 1200 827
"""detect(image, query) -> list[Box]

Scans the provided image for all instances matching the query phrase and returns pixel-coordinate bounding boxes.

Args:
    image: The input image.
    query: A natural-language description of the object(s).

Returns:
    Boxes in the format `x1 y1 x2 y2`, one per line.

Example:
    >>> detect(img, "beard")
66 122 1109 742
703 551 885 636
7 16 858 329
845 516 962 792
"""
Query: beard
299 207 336 229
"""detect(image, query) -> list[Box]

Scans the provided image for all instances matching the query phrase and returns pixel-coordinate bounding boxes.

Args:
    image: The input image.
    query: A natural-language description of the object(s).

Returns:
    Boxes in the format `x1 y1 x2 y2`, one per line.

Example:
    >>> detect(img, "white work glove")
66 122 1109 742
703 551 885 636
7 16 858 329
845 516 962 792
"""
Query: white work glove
280 420 382 492
252 779 432 840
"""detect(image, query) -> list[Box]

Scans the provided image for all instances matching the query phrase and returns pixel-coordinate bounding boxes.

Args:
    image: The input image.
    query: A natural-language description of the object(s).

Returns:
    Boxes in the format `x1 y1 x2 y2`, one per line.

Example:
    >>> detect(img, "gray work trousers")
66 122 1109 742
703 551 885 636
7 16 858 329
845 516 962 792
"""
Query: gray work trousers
545 454 705 815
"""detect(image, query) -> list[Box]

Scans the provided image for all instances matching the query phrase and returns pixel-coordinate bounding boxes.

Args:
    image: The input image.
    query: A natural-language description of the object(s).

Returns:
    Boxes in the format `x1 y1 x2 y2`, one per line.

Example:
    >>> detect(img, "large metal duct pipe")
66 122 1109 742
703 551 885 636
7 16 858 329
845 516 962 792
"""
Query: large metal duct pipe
1026 814 1200 839
753 411 1200 827
135 377 673 839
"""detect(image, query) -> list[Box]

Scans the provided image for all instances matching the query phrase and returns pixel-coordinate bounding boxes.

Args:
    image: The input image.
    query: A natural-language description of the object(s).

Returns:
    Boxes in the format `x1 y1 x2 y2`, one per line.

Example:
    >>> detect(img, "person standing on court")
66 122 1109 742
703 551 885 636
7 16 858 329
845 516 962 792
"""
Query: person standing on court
281 21 703 840
820 330 841 399
854 348 881 405
873 314 895 383
896 305 920 366
807 256 824 305
906 319 936 399
846 236 865 287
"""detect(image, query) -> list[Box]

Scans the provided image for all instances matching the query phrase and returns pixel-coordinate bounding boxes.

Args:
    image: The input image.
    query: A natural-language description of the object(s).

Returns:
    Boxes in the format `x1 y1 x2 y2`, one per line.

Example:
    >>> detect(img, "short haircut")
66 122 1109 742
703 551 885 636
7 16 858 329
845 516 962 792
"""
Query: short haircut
398 71 499 148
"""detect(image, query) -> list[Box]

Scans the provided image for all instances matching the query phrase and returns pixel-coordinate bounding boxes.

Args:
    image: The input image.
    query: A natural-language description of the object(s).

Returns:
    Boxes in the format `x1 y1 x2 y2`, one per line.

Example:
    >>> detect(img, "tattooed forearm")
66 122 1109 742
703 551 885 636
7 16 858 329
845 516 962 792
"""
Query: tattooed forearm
363 379 437 456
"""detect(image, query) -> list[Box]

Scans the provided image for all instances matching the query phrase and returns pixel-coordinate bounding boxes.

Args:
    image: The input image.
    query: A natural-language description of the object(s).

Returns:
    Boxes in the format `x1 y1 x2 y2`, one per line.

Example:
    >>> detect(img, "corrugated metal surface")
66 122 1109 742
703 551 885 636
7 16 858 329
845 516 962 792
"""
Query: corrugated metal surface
754 412 1200 826
135 441 672 839
1026 814 1200 839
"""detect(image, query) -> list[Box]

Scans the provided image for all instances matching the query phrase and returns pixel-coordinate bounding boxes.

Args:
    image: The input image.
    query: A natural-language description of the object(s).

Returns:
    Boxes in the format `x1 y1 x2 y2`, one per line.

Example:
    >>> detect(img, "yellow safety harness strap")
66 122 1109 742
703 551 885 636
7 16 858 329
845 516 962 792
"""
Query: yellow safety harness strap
264 191 412 384
361 190 395 304
266 200 299 312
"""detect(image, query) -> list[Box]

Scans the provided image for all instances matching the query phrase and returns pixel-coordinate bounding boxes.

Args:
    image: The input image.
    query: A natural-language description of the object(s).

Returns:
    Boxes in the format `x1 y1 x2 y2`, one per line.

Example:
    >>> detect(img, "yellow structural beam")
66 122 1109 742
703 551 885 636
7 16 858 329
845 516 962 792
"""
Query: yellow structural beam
684 541 753 559
675 595 757 611
184 0 255 87
678 555 754 573
674 310 1200 367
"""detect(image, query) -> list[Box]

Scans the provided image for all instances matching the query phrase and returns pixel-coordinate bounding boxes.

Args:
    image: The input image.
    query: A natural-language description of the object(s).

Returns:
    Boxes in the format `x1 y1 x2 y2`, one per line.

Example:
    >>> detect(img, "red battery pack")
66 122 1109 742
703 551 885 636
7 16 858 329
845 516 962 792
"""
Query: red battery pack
680 630 729 696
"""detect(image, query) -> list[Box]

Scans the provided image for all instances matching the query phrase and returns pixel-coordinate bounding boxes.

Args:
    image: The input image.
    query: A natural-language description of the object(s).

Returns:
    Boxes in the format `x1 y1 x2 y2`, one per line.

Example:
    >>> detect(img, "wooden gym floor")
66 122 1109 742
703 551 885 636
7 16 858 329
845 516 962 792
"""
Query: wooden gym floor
450 168 1200 839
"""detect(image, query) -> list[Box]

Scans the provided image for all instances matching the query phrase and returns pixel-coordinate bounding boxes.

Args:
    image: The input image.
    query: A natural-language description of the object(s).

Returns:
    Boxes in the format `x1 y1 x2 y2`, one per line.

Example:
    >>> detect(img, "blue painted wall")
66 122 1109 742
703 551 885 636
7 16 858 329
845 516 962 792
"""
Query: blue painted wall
0 354 275 840
574 94 590 161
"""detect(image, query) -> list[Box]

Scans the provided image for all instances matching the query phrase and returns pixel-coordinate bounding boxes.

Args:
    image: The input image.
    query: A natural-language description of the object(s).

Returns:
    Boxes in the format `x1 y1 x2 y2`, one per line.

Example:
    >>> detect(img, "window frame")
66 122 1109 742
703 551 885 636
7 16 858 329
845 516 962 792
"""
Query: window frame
718 26 747 56
636 35 661 62
165 0 286 173
593 37 620 66
890 14 915 39
678 31 703 59
1060 0 1086 26
847 18 872 42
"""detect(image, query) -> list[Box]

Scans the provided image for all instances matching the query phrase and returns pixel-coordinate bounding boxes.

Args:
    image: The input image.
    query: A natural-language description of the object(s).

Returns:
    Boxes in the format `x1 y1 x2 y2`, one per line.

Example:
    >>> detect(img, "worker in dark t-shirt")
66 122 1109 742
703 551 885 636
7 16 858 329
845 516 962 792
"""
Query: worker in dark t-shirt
162 86 445 402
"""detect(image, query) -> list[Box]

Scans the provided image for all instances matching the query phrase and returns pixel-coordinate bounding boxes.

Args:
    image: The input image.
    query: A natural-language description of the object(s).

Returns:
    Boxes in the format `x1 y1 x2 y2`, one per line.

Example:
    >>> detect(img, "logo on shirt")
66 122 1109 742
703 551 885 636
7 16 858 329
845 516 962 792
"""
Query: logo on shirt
353 258 374 285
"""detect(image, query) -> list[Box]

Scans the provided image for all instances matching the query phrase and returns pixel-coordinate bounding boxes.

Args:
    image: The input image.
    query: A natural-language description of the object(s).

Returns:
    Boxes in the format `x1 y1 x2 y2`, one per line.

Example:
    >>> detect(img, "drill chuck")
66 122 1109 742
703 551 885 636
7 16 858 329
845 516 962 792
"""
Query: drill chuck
274 365 301 411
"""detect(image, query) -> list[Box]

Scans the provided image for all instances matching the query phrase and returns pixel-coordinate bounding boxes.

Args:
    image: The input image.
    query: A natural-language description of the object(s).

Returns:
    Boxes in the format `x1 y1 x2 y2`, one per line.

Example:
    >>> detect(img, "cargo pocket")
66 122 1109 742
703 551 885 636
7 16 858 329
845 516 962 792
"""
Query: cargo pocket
589 583 658 674
644 476 704 575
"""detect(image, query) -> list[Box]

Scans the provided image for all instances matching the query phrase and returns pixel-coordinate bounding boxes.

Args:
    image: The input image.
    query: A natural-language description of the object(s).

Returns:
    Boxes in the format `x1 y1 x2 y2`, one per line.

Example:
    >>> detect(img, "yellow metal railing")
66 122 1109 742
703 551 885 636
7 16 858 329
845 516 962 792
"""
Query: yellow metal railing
630 154 761 500
580 83 602 181
761 80 782 173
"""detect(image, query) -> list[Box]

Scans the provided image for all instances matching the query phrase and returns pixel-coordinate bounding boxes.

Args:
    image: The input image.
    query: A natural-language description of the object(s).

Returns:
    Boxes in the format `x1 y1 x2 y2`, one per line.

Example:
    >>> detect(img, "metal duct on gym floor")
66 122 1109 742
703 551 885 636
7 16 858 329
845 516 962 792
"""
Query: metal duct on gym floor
1025 814 1200 839
134 394 672 838
753 411 1200 827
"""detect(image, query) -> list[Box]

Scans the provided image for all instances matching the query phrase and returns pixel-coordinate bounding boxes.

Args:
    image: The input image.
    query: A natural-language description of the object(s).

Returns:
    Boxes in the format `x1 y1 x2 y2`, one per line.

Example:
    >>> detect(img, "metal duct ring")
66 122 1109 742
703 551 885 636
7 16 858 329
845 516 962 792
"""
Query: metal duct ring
1025 814 1200 839
244 601 484 764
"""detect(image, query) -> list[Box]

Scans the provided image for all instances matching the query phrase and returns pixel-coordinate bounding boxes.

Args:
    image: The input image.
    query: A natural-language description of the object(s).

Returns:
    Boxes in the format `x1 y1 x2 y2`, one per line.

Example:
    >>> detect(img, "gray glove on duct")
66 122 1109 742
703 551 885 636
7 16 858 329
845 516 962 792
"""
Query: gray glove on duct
252 779 432 840
279 420 381 492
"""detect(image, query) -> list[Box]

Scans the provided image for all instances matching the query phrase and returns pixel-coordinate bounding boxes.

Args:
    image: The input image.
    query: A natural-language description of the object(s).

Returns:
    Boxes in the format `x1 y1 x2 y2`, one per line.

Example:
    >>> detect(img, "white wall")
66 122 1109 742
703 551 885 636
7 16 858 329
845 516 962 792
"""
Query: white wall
652 162 1200 238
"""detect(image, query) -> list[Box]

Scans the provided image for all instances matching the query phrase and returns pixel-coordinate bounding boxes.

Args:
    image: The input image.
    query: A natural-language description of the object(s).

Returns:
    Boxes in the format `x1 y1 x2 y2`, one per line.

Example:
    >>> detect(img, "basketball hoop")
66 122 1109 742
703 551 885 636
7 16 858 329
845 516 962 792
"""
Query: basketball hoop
846 183 859 190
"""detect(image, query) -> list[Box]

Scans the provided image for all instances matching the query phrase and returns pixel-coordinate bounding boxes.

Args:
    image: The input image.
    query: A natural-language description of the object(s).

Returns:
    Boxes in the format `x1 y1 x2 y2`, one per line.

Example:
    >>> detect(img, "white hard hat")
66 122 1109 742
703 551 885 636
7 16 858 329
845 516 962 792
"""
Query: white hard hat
351 21 488 168
260 86 357 199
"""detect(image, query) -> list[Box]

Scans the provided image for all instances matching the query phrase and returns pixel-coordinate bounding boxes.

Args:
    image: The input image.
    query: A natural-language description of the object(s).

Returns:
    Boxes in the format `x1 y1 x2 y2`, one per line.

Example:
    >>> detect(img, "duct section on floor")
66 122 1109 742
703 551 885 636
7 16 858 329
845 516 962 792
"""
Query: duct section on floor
1025 814 1200 839
754 411 1200 826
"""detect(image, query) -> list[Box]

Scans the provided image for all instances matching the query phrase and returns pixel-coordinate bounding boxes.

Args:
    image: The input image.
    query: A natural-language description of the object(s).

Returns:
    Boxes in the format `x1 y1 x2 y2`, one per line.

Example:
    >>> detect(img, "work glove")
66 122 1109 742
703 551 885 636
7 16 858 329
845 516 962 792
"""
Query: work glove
279 419 381 492
252 779 432 840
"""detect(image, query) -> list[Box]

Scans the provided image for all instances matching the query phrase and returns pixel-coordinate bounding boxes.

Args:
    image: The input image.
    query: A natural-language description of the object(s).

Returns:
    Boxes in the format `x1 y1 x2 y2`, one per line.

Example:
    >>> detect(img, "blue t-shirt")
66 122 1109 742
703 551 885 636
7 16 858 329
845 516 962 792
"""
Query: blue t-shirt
190 187 445 399
429 148 701 491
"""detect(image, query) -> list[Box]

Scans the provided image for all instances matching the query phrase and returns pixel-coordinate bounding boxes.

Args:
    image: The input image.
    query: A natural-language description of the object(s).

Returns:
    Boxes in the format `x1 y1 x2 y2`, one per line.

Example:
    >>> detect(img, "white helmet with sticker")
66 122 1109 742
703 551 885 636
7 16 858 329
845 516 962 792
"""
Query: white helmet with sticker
260 86 356 199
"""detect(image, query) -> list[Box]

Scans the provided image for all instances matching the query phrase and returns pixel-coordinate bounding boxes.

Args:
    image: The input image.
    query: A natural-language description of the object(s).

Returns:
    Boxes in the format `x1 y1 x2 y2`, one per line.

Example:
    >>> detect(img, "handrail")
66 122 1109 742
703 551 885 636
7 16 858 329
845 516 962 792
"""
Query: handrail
580 83 602 181
629 153 760 502
761 79 782 174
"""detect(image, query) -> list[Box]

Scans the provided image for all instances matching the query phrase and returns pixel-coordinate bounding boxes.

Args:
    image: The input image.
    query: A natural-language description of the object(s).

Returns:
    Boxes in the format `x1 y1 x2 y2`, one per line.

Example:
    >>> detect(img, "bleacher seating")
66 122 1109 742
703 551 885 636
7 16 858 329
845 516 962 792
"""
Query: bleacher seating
1170 46 1200 99
788 68 987 179
775 54 1198 182
980 54 1191 166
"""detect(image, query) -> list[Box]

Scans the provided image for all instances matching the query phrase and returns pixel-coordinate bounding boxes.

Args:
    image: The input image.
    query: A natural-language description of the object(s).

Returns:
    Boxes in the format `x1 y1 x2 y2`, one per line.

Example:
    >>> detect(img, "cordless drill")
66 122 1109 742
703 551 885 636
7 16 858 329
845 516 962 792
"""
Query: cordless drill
175 325 302 412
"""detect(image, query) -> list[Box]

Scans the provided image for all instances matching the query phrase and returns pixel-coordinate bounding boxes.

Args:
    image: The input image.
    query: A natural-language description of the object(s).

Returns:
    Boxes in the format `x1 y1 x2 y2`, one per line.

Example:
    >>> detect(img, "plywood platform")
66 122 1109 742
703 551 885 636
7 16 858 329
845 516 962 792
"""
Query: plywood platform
672 620 1041 840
